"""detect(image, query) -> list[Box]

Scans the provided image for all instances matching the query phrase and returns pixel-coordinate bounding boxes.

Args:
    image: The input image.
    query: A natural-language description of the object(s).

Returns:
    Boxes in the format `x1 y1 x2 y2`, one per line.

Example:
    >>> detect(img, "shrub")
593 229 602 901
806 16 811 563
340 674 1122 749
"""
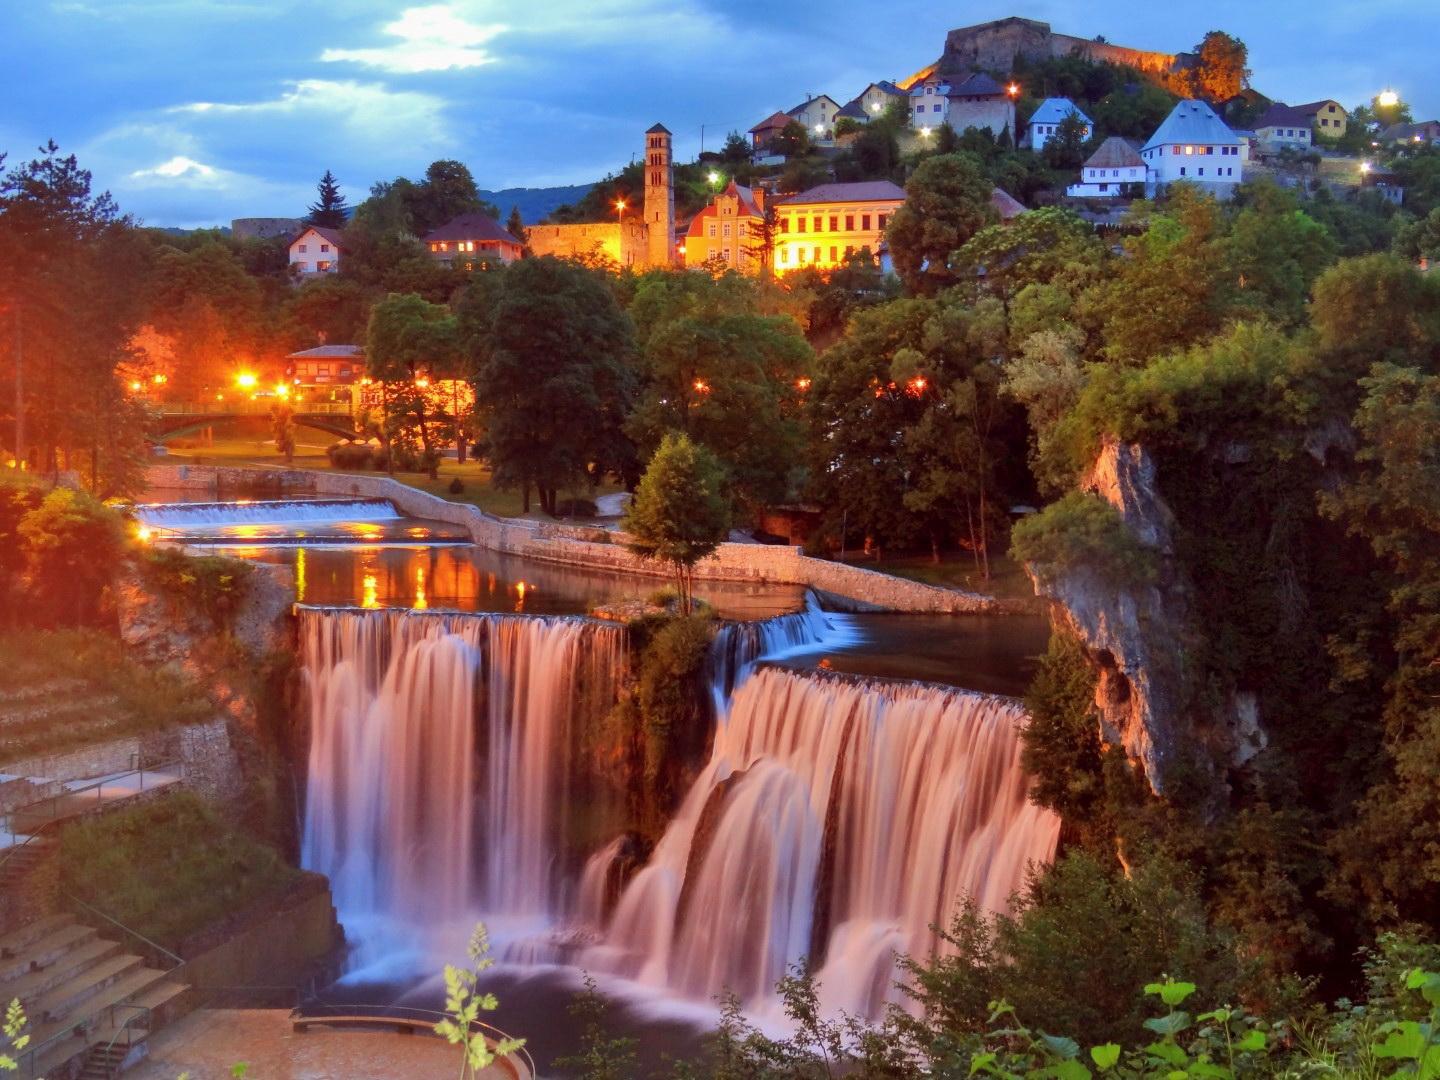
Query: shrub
326 441 374 469
15 487 127 627
142 547 254 630
1011 491 1157 586
448 476 465 494
553 497 597 519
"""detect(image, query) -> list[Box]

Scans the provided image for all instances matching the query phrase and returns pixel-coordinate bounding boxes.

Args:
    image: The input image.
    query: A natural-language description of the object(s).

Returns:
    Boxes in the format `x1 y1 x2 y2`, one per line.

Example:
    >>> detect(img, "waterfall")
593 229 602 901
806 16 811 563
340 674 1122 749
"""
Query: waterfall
585 666 1060 1018
136 497 400 529
707 592 861 709
298 607 626 970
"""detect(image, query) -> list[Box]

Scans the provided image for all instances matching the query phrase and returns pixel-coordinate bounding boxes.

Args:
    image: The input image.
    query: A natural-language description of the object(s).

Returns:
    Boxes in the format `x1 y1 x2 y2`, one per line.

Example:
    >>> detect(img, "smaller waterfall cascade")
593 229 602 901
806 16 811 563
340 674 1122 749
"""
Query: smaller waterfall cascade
136 498 401 529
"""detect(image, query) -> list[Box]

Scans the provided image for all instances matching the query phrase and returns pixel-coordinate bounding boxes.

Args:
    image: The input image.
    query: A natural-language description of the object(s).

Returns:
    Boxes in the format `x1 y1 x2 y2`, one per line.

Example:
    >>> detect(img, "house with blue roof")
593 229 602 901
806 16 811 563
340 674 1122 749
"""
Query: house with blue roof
1024 98 1093 151
1140 99 1248 197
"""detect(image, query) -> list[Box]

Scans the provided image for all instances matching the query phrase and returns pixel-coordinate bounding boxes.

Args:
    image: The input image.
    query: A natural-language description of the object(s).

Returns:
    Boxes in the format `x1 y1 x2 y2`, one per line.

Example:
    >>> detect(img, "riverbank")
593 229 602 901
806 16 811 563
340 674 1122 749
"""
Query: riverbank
146 464 1031 615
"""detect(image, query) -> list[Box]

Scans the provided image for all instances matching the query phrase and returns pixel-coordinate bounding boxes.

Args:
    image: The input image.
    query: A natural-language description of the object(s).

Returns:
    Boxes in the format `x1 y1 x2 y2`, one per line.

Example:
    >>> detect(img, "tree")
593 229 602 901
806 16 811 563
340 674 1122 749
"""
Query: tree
1225 182 1338 326
1042 112 1090 170
305 169 348 229
1189 31 1250 102
1393 207 1440 264
504 205 528 254
366 292 459 473
462 257 635 514
886 152 997 296
623 433 730 614
770 120 811 159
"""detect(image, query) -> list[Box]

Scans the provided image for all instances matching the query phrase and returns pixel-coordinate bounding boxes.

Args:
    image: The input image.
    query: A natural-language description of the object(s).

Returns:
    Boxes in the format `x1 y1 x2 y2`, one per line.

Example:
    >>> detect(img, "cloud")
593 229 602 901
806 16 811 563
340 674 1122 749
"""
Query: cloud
129 155 219 182
321 4 506 73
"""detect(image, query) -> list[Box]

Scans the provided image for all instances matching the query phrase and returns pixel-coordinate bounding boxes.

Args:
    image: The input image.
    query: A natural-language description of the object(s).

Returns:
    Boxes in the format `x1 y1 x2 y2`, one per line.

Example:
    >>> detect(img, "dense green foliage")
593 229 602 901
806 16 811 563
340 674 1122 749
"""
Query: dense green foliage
58 790 299 948
141 546 254 630
623 434 731 613
887 153 998 296
3 485 126 627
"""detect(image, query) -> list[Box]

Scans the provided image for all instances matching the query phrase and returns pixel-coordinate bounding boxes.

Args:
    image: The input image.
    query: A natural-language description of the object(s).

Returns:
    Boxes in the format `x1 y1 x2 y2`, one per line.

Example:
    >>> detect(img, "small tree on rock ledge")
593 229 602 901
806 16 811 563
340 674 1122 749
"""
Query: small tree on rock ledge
623 433 730 615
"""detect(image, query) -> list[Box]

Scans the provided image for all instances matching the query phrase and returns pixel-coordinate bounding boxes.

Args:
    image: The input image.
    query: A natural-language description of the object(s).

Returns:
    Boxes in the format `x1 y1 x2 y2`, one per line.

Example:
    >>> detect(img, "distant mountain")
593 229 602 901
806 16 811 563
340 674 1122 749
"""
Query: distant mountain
480 184 595 224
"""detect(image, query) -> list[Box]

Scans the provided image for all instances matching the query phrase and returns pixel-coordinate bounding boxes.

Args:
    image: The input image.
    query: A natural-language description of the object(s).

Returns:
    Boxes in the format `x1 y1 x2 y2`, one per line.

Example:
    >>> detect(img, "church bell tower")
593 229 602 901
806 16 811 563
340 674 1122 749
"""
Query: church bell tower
643 123 675 268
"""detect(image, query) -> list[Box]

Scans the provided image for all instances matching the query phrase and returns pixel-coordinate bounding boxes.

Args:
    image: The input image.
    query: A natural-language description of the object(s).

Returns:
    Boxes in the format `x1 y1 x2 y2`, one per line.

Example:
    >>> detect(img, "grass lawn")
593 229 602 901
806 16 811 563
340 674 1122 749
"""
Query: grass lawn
851 551 1038 602
159 434 621 521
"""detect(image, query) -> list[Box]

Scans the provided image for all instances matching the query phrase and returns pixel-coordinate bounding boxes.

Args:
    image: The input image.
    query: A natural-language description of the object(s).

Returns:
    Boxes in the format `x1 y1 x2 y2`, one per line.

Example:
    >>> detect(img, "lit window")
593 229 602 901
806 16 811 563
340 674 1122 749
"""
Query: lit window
813 216 821 232
829 215 838 231
797 217 806 233
845 214 855 230
317 260 331 271
799 248 807 263
829 246 837 262
861 214 871 230
780 218 789 233
813 246 820 262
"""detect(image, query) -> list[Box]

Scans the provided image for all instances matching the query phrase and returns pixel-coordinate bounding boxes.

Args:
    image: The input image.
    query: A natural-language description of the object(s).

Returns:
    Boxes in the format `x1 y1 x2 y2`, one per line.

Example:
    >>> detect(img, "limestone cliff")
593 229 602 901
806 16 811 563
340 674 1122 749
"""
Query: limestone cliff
1025 439 1263 804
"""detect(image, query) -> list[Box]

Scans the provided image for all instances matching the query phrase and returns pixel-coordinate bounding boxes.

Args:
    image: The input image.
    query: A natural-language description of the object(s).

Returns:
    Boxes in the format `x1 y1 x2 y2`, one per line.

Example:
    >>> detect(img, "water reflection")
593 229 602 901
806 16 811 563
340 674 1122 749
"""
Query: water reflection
224 543 808 621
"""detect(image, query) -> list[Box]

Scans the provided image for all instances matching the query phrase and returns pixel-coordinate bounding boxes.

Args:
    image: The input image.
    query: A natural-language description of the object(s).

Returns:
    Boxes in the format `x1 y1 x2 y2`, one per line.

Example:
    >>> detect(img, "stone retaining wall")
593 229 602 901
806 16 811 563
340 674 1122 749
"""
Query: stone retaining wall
146 465 1010 614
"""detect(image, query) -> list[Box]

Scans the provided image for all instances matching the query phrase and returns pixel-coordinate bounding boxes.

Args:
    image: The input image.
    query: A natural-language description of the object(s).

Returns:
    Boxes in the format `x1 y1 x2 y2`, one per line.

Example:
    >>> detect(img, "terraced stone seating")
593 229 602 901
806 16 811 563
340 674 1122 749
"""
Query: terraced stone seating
0 913 190 1078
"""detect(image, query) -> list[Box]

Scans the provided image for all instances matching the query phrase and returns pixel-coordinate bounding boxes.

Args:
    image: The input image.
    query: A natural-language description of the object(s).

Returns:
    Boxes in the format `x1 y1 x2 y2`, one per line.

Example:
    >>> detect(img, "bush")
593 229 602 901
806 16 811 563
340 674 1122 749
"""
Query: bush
554 497 597 519
142 547 253 630
448 476 465 494
1011 491 1157 586
326 441 374 469
15 487 127 628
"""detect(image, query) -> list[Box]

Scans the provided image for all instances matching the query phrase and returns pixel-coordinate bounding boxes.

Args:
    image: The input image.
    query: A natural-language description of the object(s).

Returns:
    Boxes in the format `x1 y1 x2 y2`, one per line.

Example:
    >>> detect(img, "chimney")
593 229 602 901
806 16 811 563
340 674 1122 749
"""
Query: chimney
317 330 328 345
753 188 765 213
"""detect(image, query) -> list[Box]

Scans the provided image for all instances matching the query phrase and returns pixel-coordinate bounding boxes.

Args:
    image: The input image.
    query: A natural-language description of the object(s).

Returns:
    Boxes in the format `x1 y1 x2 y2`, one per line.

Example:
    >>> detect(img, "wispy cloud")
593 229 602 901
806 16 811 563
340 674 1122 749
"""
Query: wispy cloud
321 4 506 73
171 78 452 146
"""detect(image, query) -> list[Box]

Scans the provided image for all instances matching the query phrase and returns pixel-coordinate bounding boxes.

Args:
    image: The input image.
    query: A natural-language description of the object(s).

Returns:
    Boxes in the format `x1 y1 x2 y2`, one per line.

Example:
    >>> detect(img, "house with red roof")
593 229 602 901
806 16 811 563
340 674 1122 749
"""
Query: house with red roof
748 111 792 153
423 212 524 268
683 181 767 271
288 225 344 277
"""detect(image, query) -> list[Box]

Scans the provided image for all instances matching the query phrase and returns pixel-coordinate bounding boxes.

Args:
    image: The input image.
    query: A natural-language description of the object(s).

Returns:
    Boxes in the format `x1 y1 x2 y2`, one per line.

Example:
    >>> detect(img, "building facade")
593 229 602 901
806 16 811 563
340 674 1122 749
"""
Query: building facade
910 73 1016 138
424 213 524 267
1294 100 1347 139
1067 137 1147 198
1254 104 1314 152
773 181 905 275
1025 97 1093 150
786 95 842 143
839 82 907 123
683 181 766 271
1141 100 1247 196
643 123 675 269
288 226 344 276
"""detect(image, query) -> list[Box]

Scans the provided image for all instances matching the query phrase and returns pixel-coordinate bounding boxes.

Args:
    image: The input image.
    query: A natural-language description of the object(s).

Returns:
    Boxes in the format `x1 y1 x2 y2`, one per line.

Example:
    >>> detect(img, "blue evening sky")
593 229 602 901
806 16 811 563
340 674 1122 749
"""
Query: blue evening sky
1 0 1434 227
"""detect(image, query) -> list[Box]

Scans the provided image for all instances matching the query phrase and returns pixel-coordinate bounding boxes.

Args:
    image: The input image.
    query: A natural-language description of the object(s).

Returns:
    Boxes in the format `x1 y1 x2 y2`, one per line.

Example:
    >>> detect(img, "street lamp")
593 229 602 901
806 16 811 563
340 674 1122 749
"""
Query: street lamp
1378 89 1400 108
235 372 257 391
615 198 626 224
1007 83 1020 98
707 170 720 186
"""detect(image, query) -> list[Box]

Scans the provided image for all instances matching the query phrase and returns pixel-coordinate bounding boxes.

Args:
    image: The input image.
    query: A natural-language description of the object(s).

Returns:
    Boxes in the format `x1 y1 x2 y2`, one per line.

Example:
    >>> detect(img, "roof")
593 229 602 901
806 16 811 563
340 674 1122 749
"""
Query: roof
1027 97 1093 128
786 95 839 117
287 344 363 359
948 73 1005 98
292 225 345 249
990 188 1026 220
646 123 671 135
1083 136 1145 170
777 180 906 206
837 101 868 120
1255 103 1313 130
423 212 522 246
1292 100 1345 116
749 111 791 134
1383 120 1440 142
1142 100 1242 152
912 82 950 97
685 182 766 238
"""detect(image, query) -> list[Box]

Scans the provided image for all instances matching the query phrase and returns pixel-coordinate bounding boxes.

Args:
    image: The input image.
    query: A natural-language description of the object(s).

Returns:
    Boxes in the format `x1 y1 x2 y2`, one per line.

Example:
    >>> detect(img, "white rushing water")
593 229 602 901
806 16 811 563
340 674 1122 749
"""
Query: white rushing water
298 597 1059 1018
136 498 401 529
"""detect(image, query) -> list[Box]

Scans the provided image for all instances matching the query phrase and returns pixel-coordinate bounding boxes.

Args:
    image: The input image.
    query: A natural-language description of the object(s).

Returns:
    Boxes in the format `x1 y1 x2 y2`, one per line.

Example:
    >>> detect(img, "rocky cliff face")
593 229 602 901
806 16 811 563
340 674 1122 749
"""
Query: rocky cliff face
1026 439 1263 805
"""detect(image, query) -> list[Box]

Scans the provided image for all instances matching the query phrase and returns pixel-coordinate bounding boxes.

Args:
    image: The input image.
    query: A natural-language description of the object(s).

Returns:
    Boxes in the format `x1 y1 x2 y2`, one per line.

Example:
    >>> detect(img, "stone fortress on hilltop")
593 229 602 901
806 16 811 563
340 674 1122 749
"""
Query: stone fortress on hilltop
902 16 1196 87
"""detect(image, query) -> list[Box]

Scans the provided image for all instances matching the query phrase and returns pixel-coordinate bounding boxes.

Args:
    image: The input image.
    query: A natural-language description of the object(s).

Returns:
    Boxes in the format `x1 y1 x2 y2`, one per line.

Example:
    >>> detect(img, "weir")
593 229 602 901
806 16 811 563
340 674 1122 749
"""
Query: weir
135 497 402 529
297 599 1058 1018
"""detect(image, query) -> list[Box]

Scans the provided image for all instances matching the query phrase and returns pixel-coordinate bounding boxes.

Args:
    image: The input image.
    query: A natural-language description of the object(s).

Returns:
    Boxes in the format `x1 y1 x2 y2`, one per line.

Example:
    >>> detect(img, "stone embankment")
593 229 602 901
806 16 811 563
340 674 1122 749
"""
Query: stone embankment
147 465 1018 615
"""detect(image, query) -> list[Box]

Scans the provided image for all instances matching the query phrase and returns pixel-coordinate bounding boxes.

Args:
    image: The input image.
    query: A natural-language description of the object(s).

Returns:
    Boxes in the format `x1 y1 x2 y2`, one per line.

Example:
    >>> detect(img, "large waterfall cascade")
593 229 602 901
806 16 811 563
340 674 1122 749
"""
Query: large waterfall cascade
299 596 1059 1016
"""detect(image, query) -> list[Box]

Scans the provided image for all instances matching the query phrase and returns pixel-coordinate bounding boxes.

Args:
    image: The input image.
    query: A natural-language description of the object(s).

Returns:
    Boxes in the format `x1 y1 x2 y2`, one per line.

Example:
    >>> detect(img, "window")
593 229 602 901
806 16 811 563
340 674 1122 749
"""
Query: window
845 245 854 258
829 215 838 231
709 223 716 237
878 213 888 230
780 248 789 264
1172 146 1182 155
1198 168 1204 176
738 224 747 237
320 244 330 253
861 214 871 230
798 248 806 263
932 103 942 112
797 217 806 233
723 223 731 237
813 216 821 232
298 243 308 252
319 364 332 375
1180 167 1186 176
317 260 331 271
1100 183 1109 192
830 246 837 262
1112 169 1119 177
813 246 820 263
845 214 854 230
914 106 922 115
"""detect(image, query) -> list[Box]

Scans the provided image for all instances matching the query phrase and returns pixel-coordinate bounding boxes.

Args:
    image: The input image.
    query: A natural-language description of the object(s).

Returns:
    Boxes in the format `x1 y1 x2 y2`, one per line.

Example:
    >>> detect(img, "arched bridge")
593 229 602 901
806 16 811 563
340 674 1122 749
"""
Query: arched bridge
149 400 360 440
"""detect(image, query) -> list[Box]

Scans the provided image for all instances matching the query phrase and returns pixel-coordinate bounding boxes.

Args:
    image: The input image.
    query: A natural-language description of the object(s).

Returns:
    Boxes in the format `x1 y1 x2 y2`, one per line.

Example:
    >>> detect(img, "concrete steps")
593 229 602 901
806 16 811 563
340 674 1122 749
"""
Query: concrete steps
0 913 189 1079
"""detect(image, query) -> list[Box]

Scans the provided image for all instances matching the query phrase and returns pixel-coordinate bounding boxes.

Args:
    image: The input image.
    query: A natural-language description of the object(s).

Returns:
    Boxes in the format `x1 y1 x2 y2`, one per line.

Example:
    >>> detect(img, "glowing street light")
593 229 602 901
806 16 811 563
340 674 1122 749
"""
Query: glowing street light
235 371 258 391
275 383 290 398
707 170 720 185
615 198 627 224
1007 83 1021 98
415 375 431 389
129 380 142 392
1378 89 1400 108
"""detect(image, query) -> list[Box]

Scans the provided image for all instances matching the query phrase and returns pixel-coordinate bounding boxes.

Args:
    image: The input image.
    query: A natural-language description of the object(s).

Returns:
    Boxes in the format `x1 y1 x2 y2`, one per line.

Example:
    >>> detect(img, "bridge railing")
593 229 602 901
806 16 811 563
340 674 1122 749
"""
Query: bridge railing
154 401 354 417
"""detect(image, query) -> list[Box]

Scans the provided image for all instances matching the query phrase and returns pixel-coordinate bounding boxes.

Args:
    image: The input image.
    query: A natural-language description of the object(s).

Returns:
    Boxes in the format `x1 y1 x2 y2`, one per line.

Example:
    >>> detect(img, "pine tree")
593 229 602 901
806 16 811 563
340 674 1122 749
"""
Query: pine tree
306 170 349 228
505 205 528 253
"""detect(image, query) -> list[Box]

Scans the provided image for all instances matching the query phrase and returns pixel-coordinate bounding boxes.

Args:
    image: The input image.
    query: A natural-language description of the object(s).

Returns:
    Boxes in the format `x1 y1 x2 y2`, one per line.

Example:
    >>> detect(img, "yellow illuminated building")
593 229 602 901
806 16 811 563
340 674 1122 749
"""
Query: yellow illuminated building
772 180 906 276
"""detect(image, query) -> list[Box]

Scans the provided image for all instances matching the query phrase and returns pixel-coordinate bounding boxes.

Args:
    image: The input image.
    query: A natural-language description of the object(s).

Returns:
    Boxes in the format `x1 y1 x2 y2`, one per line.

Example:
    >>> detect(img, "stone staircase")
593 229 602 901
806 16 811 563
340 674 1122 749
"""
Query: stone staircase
0 913 190 1078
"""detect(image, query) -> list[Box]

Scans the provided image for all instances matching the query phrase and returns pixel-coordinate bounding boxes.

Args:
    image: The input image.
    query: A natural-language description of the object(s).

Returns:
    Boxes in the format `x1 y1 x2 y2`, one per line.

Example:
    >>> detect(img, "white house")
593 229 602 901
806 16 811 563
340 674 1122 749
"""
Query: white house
1025 97 1093 150
910 79 951 131
288 225 344 276
1140 100 1247 197
838 81 907 124
1254 103 1314 153
786 95 843 143
1067 137 1147 198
